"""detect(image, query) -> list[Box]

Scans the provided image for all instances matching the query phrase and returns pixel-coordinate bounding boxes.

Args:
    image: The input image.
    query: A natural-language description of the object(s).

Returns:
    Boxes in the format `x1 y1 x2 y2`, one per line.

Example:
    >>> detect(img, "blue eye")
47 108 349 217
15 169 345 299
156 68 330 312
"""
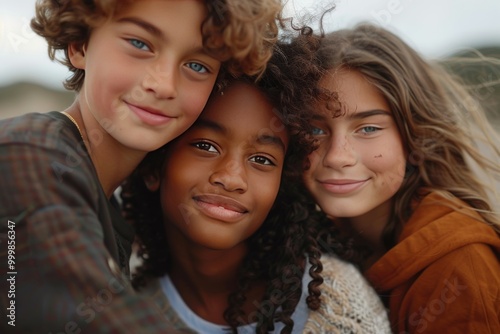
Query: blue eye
187 62 208 74
360 126 380 134
128 39 149 51
311 127 325 135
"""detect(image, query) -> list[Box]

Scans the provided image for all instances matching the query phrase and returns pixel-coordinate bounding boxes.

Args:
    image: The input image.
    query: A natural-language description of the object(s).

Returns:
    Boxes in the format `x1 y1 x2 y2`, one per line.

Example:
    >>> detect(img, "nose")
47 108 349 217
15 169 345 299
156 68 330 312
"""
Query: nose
209 158 248 193
322 134 357 169
142 61 178 99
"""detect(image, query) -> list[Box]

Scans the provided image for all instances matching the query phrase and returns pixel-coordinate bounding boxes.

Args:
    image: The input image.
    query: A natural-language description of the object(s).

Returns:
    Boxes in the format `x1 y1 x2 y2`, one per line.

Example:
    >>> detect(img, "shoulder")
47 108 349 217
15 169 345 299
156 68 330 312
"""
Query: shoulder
409 192 484 225
403 192 500 259
400 191 497 244
0 112 77 149
0 111 91 181
303 254 391 334
0 112 99 219
414 240 500 298
319 254 387 313
138 277 169 311
395 244 500 332
137 277 196 333
0 112 87 178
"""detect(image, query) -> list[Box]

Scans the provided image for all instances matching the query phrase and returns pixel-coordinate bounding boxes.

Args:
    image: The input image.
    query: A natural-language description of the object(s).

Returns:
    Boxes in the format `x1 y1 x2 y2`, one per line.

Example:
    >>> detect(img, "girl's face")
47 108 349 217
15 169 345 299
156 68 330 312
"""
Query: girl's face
70 0 221 153
304 69 406 226
152 82 289 250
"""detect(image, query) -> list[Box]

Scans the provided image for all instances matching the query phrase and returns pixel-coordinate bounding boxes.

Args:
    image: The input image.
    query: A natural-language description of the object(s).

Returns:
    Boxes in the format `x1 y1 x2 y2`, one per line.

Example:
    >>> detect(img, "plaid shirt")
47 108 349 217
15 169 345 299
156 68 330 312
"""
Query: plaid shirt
0 112 179 333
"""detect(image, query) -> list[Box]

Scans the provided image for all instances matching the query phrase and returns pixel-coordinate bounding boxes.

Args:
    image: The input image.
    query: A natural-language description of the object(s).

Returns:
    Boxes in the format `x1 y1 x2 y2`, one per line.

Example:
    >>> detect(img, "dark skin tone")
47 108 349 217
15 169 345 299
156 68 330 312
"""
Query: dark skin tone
145 82 289 325
167 232 267 324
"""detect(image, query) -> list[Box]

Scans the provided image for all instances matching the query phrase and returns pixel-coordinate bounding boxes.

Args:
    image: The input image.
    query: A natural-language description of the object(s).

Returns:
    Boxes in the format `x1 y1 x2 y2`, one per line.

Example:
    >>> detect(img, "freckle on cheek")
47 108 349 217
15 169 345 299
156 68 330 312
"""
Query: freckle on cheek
374 154 382 158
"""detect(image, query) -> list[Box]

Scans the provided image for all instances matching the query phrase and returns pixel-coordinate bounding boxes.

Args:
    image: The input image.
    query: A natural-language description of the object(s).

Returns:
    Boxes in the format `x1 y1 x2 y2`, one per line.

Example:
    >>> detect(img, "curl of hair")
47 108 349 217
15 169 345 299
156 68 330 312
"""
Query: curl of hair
31 0 129 91
292 23 500 260
30 0 283 91
203 0 283 78
121 141 324 334
121 25 330 331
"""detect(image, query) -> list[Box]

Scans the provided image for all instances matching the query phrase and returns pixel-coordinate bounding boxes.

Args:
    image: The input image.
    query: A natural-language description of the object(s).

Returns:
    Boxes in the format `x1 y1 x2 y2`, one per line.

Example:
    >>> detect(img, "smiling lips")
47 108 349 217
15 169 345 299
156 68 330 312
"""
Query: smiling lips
128 102 173 126
319 179 368 194
193 194 248 222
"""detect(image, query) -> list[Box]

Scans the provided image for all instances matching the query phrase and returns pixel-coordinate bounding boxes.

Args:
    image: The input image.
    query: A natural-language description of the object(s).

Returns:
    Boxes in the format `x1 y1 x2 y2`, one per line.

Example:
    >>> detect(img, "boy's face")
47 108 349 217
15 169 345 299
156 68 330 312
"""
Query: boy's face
153 82 289 251
70 0 221 153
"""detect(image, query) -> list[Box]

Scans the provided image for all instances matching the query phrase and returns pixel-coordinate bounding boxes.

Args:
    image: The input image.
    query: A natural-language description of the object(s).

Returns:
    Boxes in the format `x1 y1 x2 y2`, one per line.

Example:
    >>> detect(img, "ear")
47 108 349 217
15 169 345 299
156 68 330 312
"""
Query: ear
143 172 161 192
68 43 86 69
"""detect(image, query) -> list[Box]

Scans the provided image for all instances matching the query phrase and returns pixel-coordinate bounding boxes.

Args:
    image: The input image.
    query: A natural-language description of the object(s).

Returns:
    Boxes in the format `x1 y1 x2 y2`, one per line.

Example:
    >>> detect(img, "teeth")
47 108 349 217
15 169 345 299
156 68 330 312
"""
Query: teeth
218 206 225 209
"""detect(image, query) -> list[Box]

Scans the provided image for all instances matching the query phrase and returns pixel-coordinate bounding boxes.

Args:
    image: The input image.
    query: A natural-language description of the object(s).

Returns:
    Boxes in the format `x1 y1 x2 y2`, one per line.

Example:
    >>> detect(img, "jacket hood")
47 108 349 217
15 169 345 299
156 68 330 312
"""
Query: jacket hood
365 192 500 292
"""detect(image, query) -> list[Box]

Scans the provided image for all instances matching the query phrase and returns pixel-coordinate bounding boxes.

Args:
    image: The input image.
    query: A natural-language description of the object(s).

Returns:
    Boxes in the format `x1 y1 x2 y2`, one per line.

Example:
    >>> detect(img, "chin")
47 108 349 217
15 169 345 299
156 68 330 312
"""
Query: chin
206 240 239 250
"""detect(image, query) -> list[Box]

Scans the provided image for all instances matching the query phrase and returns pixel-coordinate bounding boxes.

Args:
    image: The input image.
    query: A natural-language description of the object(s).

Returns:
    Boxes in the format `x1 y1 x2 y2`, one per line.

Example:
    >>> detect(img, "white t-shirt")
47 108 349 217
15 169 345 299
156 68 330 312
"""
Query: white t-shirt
159 264 312 334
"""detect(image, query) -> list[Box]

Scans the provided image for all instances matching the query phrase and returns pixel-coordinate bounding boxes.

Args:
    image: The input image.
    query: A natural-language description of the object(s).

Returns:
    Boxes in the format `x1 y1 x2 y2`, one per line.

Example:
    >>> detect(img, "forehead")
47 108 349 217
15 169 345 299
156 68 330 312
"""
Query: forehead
319 68 369 94
319 69 389 115
112 0 207 32
201 82 288 138
116 0 206 14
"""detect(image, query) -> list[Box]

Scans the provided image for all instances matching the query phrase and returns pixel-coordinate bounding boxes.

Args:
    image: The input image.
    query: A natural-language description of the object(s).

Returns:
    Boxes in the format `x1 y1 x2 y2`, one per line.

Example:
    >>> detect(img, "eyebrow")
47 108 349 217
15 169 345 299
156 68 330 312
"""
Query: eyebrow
256 134 286 152
117 17 165 39
194 119 286 152
348 109 392 120
194 119 227 134
116 17 206 53
312 109 391 121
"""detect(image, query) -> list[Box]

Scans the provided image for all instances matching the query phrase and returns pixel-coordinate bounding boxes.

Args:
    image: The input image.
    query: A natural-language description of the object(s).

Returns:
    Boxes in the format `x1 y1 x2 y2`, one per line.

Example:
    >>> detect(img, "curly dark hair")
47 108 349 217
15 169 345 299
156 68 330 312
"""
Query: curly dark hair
30 0 283 91
267 18 365 276
121 28 331 334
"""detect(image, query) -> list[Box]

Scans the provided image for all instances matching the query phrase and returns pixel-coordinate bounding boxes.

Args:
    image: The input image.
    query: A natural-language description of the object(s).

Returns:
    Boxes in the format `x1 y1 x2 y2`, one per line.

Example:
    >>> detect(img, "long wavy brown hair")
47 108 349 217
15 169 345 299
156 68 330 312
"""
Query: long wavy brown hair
284 23 500 257
121 30 330 333
30 0 283 91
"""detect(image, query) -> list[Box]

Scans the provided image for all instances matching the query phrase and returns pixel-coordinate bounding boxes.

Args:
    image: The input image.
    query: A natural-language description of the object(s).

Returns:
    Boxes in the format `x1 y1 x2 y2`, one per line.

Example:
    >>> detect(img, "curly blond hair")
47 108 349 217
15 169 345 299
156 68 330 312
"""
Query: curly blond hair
31 0 282 91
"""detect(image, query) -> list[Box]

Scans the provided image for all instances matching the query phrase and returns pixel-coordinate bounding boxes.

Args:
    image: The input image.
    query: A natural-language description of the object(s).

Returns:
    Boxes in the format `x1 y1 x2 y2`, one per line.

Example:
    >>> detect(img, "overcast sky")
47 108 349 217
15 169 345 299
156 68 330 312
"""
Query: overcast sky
1 0 500 89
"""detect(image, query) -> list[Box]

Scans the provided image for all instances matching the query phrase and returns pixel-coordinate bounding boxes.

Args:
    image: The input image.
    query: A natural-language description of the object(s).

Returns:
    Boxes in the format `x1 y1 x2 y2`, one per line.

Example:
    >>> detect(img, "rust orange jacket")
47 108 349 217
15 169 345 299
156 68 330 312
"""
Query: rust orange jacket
365 192 500 333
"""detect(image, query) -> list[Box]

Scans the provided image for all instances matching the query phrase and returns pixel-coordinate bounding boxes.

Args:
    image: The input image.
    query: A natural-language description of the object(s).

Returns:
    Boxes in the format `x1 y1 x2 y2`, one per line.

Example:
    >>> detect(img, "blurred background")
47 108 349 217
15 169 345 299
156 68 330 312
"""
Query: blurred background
1 0 500 126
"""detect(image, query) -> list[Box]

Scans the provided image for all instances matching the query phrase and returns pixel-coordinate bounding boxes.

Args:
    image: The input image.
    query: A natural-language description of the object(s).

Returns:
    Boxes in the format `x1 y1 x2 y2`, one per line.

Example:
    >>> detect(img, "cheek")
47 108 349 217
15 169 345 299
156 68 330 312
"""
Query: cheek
160 175 194 228
302 154 319 187
254 175 281 212
302 168 314 188
159 158 195 206
306 150 322 171
86 63 137 114
182 81 217 118
89 51 132 87
366 147 406 189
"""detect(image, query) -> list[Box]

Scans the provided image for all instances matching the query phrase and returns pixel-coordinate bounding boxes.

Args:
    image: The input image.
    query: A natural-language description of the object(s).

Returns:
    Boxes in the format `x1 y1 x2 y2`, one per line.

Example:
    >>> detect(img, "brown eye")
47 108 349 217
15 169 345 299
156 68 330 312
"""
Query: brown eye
250 156 274 166
192 142 217 153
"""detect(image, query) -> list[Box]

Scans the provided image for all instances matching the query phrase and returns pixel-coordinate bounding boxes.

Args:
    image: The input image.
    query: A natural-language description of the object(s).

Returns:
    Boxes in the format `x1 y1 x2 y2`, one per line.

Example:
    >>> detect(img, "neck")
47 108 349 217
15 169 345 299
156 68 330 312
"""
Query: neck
170 250 242 297
343 201 393 262
166 227 265 325
63 99 146 198
170 239 246 300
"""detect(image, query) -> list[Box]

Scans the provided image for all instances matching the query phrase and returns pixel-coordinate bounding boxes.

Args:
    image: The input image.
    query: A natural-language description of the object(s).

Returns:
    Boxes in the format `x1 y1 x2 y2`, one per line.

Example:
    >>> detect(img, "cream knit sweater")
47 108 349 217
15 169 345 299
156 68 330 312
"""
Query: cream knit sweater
303 255 391 333
139 254 391 333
